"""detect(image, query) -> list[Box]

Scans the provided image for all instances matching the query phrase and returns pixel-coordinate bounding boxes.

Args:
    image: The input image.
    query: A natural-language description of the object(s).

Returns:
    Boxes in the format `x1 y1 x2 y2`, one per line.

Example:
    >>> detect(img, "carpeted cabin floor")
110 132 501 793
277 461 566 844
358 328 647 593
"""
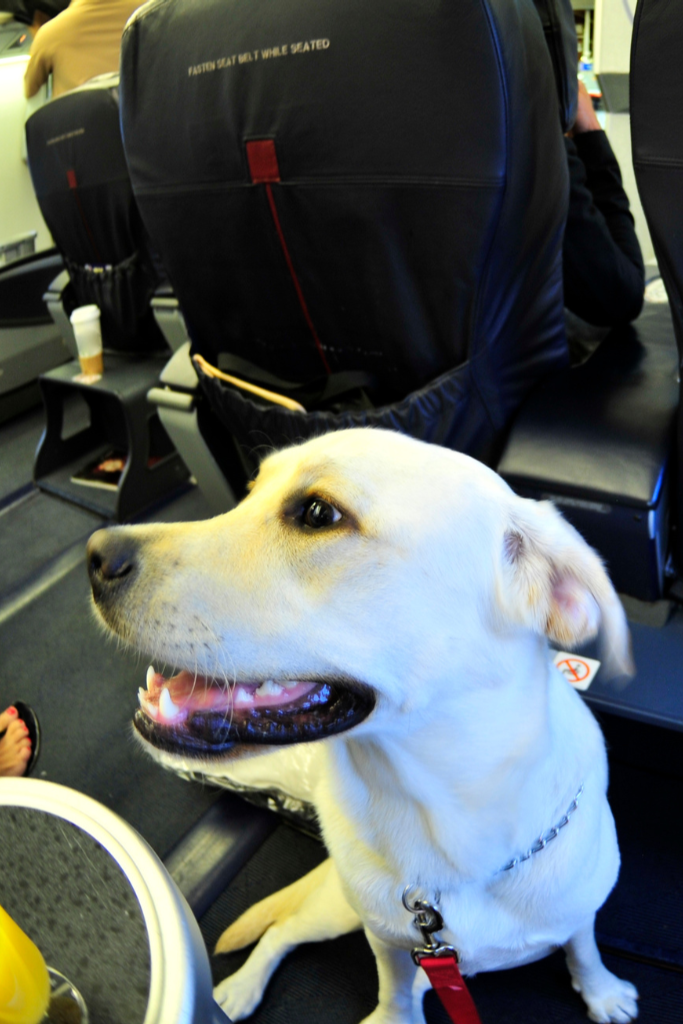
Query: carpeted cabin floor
0 403 221 855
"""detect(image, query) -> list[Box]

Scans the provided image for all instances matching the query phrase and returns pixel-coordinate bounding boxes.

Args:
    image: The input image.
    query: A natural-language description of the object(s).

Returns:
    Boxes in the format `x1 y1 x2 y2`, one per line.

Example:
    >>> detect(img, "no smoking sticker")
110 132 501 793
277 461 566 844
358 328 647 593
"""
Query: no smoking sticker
553 652 601 691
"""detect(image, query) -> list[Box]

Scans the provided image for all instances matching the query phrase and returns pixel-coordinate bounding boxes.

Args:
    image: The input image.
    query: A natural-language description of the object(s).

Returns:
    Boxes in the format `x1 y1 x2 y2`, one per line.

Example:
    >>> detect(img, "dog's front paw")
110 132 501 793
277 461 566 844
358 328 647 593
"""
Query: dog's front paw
573 971 639 1023
214 966 267 1021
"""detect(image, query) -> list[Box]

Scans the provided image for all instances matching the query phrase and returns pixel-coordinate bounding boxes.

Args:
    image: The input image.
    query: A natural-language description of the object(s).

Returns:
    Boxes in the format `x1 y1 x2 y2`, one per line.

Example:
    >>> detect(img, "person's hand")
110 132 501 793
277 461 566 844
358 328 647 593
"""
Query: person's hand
569 79 602 136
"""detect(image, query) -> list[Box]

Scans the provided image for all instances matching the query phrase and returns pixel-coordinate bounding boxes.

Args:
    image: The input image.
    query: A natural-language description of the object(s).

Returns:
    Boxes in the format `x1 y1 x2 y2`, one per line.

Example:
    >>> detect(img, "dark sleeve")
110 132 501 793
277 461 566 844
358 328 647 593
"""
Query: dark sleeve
562 131 645 326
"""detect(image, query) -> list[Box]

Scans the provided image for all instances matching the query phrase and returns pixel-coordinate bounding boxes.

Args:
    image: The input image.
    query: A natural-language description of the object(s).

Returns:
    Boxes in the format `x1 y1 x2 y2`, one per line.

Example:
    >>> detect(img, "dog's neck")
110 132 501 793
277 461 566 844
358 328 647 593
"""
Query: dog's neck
321 634 587 882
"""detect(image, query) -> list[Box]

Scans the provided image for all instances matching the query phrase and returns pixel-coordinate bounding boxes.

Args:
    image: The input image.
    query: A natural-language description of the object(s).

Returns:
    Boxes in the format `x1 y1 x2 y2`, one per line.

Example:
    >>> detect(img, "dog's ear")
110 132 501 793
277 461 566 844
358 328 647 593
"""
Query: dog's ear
500 498 634 680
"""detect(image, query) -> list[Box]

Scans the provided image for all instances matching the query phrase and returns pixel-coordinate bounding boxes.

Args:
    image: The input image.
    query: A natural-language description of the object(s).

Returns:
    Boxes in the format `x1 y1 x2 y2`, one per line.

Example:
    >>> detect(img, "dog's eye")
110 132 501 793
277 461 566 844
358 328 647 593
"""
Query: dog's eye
301 498 342 529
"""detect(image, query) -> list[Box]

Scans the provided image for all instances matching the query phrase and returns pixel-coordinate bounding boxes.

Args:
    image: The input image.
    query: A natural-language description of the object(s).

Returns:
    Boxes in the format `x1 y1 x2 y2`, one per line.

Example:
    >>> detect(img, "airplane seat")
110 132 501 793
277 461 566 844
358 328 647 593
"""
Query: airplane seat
631 0 683 570
497 0 681 605
23 74 192 521
25 72 167 356
498 303 678 602
121 0 571 506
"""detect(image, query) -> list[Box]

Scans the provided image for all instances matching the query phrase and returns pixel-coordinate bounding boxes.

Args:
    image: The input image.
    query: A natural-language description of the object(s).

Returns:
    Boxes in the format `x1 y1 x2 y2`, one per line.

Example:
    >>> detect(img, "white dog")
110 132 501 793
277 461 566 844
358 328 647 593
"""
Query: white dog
87 428 638 1024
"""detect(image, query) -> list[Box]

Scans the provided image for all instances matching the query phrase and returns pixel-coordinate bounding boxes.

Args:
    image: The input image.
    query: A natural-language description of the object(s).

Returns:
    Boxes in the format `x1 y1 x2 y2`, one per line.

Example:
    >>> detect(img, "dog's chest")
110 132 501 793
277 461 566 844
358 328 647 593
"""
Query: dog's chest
326 829 567 972
315 763 589 973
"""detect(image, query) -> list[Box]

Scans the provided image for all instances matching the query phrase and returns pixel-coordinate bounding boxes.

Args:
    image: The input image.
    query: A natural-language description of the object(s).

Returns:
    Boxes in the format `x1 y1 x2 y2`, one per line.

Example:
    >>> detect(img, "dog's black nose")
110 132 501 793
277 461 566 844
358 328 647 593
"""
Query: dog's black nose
87 528 138 600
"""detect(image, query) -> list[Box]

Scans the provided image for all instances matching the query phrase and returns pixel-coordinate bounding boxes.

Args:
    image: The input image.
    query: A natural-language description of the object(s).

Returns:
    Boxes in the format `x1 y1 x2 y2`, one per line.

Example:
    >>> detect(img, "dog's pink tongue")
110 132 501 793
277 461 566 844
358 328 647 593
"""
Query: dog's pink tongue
138 667 317 725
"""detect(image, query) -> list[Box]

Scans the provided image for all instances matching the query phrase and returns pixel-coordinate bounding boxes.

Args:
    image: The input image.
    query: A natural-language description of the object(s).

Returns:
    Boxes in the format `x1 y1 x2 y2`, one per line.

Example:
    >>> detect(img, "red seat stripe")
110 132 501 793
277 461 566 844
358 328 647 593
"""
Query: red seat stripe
246 139 331 375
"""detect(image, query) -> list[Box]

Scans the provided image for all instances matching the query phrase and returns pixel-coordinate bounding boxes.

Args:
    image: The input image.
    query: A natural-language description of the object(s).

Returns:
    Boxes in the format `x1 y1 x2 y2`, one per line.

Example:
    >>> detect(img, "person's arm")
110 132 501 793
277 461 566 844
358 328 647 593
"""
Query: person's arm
23 30 52 97
563 83 644 326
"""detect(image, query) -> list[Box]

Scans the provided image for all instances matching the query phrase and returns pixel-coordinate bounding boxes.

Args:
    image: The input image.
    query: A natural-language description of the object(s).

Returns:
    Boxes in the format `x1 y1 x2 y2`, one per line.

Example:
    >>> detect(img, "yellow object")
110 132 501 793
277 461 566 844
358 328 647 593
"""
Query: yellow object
192 354 307 413
0 904 50 1024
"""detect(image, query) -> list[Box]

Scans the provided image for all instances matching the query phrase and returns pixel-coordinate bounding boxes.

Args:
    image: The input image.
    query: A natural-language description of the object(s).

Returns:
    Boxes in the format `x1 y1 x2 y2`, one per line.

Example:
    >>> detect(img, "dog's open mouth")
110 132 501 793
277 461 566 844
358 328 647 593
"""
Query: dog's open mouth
134 667 375 756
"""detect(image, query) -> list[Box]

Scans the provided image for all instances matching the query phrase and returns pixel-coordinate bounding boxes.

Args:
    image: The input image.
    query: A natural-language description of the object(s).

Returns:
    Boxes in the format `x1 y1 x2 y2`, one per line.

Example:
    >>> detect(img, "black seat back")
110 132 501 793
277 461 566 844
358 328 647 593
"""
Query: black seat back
532 0 578 133
26 75 166 354
631 0 683 562
121 0 570 463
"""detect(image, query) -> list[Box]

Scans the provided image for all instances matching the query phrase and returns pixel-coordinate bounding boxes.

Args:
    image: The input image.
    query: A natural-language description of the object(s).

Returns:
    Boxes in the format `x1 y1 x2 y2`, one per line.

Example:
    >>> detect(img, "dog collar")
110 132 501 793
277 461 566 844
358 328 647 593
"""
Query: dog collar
500 783 584 872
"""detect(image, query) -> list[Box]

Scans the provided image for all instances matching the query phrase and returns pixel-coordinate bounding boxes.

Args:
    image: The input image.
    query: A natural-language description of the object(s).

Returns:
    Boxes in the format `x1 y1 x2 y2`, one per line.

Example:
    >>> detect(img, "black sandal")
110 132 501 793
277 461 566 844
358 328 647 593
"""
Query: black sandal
11 701 41 776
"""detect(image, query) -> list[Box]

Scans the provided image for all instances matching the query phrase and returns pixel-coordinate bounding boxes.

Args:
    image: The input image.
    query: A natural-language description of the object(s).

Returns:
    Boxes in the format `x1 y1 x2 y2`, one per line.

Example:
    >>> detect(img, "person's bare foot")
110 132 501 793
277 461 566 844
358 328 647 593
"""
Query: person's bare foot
0 708 32 777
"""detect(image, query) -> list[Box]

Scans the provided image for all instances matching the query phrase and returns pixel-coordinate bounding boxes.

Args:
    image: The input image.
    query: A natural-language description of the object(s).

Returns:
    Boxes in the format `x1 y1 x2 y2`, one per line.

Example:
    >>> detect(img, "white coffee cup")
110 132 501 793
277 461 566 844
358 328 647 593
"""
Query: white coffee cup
70 305 103 375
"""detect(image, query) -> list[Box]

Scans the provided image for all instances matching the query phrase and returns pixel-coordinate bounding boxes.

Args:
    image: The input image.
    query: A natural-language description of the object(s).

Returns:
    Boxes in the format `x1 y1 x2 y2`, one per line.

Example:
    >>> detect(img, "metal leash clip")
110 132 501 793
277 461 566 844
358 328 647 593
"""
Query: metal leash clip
402 885 459 966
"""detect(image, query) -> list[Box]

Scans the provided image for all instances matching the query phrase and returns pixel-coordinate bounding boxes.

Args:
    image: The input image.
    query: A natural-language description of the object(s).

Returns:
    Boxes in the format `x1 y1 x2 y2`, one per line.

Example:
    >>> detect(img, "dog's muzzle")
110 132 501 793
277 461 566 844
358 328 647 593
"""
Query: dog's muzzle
86 530 376 759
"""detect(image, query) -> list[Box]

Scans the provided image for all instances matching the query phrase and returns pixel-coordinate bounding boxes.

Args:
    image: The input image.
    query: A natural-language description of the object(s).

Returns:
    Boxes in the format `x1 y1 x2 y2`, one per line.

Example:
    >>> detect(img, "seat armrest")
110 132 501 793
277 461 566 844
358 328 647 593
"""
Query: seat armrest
153 281 177 299
149 344 237 514
0 250 63 326
44 269 71 300
158 341 199 391
43 269 78 358
147 387 194 411
151 292 191 352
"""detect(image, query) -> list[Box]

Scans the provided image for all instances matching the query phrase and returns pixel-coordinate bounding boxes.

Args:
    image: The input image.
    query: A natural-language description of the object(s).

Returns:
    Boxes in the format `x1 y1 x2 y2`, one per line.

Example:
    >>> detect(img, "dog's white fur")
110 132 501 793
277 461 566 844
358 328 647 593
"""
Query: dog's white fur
96 429 638 1023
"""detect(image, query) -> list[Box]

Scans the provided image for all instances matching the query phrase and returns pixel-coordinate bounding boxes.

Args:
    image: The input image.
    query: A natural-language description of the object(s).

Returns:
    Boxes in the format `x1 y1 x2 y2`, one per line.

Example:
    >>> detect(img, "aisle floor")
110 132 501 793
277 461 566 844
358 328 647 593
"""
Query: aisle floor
0 404 221 856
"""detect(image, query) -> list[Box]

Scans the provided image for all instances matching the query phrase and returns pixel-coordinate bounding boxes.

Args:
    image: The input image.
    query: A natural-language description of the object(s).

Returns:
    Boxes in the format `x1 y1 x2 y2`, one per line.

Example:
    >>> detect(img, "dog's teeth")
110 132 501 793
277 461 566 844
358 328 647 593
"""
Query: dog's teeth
256 680 284 697
146 665 155 690
159 687 181 720
138 687 146 707
235 686 254 705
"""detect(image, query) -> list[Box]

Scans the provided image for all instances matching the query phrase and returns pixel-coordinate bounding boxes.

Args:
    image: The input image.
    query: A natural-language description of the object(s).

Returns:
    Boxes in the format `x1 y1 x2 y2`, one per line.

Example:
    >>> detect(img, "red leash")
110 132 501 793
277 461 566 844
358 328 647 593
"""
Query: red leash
403 887 483 1024
417 954 482 1024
